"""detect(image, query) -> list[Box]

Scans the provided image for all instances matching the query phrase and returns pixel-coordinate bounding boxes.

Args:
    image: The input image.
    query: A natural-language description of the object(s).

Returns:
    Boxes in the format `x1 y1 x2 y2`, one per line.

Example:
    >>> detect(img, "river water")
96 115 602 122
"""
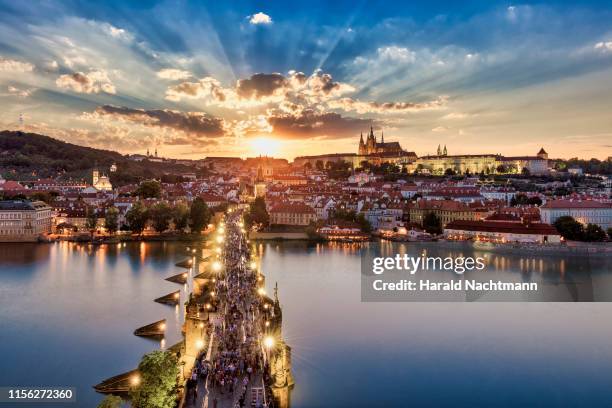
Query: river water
1 241 611 407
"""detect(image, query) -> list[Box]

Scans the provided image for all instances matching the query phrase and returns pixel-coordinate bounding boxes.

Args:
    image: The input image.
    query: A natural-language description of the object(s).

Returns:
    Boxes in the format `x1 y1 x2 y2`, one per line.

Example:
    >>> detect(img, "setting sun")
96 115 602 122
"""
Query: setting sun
250 137 281 157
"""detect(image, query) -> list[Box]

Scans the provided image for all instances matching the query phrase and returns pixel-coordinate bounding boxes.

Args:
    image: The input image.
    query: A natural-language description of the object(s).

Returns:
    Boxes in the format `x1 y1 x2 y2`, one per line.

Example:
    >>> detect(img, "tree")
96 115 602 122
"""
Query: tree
422 212 442 234
190 197 211 233
521 167 531 176
129 350 179 408
315 160 324 171
104 206 119 234
303 162 312 170
97 395 122 408
496 164 507 174
244 196 269 228
86 206 98 235
444 168 456 176
356 213 372 233
126 201 149 235
172 203 190 232
584 224 606 242
608 228 612 240
149 202 173 233
134 180 162 199
553 216 584 241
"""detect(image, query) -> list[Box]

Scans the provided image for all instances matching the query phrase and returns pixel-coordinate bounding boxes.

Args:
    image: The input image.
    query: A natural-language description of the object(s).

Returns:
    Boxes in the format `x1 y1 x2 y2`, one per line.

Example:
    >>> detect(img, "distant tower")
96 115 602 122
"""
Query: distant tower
110 163 117 173
437 144 442 156
19 113 24 130
358 132 365 155
537 147 548 160
366 126 376 154
254 165 267 198
443 145 447 156
380 131 384 144
147 148 150 157
92 168 100 185
155 148 158 158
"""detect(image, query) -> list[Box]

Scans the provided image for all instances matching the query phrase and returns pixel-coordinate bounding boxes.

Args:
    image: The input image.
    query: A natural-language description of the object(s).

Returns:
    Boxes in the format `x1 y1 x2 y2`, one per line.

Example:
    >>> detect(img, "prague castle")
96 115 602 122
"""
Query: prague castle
294 130 549 175
358 127 404 156
293 128 417 169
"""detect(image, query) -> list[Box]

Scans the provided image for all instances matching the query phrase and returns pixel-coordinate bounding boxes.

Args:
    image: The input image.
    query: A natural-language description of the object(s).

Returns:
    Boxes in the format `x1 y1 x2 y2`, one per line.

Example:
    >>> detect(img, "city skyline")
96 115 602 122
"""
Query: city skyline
1 0 612 160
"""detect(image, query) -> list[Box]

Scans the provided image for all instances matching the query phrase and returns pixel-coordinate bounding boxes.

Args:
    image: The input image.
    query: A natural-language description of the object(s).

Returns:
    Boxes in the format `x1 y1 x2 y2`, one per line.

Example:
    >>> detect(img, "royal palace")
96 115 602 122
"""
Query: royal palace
293 129 550 175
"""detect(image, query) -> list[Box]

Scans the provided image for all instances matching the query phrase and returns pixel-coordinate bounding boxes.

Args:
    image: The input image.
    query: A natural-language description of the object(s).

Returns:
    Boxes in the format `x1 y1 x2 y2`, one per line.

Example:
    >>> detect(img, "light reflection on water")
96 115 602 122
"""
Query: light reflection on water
260 241 612 408
0 241 611 407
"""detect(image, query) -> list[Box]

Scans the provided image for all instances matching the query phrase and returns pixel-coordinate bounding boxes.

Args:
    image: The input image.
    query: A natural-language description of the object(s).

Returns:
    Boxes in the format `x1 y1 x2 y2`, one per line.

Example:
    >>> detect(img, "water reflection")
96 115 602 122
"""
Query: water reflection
1 241 611 408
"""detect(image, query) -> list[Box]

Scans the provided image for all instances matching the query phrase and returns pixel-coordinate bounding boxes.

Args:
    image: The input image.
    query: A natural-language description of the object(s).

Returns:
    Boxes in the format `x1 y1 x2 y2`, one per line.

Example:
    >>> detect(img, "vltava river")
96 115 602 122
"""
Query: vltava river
1 241 611 407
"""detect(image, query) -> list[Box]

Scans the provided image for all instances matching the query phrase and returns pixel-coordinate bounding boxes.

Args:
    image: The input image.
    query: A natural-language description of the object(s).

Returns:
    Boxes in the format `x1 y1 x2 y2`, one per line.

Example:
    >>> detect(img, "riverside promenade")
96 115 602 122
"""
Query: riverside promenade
184 209 289 408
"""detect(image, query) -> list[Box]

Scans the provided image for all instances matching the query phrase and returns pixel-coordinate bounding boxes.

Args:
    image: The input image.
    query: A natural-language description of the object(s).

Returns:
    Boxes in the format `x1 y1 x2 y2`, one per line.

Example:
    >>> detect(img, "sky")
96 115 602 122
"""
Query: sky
0 0 611 160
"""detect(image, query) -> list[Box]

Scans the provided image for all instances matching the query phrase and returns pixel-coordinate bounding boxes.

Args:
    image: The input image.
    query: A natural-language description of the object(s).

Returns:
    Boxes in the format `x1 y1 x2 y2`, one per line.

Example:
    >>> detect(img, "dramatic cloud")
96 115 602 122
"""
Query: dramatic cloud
328 96 448 114
249 12 272 25
165 77 231 103
56 70 116 94
44 60 59 71
236 73 287 99
164 70 355 107
0 57 34 72
92 105 227 139
7 86 33 97
157 68 193 80
266 108 374 139
594 41 612 52
376 46 416 63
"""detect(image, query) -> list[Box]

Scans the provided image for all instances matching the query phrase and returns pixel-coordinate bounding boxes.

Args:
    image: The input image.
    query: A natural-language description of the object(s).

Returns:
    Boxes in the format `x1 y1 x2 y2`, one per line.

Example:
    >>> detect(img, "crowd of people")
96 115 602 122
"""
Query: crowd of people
207 211 268 408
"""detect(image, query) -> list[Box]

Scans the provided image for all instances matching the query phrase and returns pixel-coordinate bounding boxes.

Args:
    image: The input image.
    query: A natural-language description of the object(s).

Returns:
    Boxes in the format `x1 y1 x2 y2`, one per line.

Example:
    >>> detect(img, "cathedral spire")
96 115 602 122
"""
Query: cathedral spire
443 145 447 156
359 132 364 144
381 131 384 144
437 144 441 156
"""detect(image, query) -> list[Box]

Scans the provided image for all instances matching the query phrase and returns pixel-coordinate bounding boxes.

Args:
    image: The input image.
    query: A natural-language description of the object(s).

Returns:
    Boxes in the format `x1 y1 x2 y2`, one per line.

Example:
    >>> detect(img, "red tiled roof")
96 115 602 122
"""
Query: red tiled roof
270 202 315 214
541 200 610 209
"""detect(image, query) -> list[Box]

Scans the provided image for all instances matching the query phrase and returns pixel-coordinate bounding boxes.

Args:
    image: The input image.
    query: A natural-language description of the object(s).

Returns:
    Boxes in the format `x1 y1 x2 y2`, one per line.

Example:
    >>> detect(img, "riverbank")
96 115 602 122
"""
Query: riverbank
47 232 211 244
433 239 612 256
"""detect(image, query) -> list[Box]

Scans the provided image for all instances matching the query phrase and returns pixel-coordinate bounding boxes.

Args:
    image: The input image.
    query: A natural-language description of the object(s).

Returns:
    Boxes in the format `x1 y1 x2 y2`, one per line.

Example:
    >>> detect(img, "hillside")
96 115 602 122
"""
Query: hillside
0 130 203 185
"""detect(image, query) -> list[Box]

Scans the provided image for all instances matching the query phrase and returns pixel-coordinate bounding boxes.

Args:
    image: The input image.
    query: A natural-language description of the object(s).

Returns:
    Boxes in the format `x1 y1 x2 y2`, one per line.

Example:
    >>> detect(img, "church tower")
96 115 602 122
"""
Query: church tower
358 132 366 155
437 145 441 156
443 145 447 156
537 148 548 160
254 165 266 198
92 168 99 185
367 126 376 155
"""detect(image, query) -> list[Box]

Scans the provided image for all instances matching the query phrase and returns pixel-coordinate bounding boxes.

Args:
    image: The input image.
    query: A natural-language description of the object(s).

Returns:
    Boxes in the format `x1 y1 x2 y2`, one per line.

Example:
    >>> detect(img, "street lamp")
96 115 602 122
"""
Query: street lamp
130 374 140 386
264 336 275 363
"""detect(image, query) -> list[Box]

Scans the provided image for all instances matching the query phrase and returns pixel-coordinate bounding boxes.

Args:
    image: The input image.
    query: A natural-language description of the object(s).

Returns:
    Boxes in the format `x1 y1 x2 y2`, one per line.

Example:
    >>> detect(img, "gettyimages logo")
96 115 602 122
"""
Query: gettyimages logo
371 254 486 275
361 243 612 302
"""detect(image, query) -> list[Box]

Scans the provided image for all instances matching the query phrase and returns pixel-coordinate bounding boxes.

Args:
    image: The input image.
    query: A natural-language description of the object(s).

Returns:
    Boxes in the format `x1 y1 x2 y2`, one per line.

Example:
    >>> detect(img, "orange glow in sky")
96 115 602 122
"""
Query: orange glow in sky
249 137 282 157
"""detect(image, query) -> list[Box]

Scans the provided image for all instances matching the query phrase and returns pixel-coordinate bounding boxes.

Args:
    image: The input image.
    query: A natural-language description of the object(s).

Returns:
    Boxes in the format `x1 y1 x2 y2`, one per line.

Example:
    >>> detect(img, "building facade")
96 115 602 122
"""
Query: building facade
407 200 487 227
540 200 612 229
409 147 549 175
0 200 53 242
445 220 561 244
269 202 317 226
